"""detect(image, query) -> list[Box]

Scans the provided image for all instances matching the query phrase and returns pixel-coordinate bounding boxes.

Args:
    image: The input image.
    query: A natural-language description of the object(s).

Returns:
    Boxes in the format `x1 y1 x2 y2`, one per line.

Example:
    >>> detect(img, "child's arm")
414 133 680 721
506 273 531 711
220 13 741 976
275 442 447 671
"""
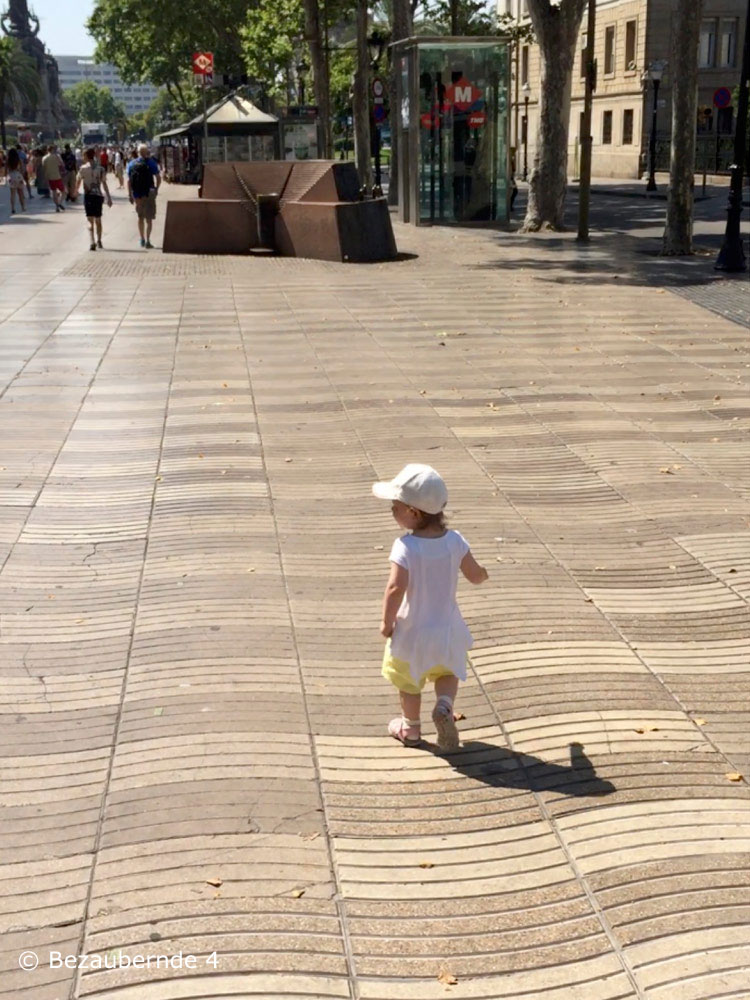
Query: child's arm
380 562 408 637
461 550 489 584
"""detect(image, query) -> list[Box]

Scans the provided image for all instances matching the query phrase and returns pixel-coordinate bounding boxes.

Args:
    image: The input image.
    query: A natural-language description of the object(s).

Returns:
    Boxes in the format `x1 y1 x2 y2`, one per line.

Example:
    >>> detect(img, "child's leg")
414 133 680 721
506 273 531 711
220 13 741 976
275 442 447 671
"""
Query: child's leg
432 675 460 752
435 674 458 705
399 690 421 723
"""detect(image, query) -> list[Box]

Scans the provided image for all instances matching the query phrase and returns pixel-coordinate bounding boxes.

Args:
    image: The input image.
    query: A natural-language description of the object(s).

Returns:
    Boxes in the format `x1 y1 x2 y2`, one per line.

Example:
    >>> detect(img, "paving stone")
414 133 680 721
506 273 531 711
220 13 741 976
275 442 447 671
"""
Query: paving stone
2 187 749 999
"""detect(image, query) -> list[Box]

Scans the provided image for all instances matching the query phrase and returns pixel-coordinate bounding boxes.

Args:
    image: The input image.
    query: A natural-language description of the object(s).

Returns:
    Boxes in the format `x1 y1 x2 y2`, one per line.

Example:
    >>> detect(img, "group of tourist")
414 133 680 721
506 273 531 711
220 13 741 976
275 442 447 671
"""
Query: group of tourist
2 140 161 251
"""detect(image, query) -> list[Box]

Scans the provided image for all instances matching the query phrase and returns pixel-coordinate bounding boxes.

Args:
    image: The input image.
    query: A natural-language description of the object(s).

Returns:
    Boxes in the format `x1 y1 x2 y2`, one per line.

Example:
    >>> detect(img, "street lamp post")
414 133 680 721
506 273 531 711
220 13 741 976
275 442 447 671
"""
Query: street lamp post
522 81 530 181
645 60 666 192
367 28 388 197
296 60 309 107
715 5 749 272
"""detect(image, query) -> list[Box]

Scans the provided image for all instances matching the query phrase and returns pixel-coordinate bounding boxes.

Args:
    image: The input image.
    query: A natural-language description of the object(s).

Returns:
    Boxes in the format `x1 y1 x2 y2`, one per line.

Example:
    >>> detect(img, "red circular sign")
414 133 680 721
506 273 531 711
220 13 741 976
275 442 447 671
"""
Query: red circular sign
713 86 731 108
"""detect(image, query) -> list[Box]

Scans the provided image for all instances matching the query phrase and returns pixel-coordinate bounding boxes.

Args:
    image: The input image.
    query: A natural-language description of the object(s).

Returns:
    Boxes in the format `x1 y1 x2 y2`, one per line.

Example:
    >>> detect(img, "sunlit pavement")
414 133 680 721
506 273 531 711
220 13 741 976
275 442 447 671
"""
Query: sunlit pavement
1 181 749 1000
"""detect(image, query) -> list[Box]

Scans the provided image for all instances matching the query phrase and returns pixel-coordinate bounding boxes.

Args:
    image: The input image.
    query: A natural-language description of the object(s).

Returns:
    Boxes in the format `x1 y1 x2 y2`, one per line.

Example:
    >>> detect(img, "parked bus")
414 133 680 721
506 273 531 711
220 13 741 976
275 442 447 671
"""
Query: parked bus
81 122 107 146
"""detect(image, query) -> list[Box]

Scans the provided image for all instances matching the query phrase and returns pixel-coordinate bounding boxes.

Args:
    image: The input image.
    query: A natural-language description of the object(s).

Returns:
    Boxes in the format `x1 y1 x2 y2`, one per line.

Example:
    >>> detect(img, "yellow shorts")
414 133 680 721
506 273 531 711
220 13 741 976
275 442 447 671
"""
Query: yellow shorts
382 639 457 695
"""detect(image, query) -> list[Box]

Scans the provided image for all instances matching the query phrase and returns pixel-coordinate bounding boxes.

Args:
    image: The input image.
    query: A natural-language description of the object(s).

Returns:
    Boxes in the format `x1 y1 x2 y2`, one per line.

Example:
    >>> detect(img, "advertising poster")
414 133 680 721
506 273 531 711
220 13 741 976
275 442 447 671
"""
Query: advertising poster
283 123 318 161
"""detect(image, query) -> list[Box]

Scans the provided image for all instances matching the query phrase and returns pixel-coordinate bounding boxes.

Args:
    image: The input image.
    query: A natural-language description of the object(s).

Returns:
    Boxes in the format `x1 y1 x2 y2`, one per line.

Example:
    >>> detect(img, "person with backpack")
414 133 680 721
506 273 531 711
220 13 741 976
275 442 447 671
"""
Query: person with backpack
77 146 112 251
127 143 161 248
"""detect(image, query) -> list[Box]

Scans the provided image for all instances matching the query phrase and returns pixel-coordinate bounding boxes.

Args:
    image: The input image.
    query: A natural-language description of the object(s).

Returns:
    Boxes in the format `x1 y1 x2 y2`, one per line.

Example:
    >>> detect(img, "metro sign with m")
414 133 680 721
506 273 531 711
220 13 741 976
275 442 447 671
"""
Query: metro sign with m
446 77 482 113
192 52 214 75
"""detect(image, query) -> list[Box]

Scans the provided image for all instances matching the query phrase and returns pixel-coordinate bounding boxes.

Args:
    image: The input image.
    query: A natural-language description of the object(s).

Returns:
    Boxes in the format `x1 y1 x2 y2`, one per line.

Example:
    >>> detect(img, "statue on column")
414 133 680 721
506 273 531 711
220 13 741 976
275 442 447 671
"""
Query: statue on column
1 0 40 39
1 0 69 133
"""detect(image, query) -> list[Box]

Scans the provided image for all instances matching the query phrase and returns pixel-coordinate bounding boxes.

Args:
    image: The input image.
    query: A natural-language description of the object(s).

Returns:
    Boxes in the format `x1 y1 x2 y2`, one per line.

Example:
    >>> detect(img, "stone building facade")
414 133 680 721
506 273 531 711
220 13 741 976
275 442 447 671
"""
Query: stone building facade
499 0 747 179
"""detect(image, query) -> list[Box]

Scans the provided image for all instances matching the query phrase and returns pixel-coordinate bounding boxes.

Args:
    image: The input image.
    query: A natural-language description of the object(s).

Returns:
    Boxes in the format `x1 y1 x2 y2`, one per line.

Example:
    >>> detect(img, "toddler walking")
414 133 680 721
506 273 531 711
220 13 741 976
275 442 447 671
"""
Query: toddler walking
373 464 488 751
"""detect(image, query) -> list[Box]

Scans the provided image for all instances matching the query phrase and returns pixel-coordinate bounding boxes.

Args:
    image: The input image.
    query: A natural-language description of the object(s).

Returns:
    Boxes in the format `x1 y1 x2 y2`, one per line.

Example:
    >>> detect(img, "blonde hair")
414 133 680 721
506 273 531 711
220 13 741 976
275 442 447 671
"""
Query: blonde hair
413 509 447 532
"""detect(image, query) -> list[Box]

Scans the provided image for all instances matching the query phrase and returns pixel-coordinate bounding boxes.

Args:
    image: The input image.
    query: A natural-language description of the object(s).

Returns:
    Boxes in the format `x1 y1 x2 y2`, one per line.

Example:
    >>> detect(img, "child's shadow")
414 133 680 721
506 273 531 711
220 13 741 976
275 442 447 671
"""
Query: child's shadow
422 739 616 797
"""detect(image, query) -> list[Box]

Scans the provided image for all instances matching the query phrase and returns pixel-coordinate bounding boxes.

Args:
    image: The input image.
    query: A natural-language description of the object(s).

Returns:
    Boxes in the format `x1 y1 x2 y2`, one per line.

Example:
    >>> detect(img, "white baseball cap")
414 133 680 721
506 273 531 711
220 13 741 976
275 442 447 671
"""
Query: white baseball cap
372 464 448 515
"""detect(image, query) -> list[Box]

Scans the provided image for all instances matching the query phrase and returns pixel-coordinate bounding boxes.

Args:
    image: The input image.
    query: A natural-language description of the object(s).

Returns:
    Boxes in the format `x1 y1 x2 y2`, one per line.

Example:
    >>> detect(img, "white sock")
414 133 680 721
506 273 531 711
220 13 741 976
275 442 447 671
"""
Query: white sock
435 696 453 716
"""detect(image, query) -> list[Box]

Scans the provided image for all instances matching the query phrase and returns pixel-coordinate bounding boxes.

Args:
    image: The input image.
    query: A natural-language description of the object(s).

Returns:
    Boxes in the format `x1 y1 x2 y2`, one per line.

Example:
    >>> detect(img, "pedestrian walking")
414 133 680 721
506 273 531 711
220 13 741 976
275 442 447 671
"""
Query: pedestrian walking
114 147 124 188
42 144 66 212
509 149 518 213
62 143 78 202
127 143 161 248
32 147 49 197
77 146 112 251
6 146 26 213
17 145 33 199
372 464 488 751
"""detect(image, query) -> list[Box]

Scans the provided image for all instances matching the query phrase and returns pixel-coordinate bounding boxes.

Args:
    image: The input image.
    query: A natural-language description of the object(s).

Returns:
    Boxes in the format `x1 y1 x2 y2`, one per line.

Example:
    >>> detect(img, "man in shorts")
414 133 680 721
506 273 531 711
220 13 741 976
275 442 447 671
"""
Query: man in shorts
77 147 112 250
42 144 65 212
127 143 161 248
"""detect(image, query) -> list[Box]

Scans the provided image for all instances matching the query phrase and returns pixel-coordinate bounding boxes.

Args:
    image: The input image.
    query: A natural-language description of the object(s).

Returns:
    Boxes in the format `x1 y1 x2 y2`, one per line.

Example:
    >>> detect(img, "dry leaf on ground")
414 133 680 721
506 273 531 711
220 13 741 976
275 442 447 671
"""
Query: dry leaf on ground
438 968 458 986
419 861 435 869
206 878 222 887
292 888 306 898
726 772 744 782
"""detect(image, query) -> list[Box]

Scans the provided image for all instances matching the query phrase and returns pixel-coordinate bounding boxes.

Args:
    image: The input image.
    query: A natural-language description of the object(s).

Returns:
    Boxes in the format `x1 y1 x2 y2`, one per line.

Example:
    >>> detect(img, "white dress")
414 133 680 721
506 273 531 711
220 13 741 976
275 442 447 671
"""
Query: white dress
389 530 474 685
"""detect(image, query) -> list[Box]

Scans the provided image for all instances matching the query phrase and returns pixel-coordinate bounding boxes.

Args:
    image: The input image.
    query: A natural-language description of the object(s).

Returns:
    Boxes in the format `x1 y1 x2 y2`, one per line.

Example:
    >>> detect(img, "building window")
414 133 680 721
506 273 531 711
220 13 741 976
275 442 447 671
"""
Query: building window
579 110 585 139
602 110 612 144
622 109 634 144
699 18 717 67
521 45 529 85
580 33 587 78
625 20 637 70
719 19 738 67
604 26 615 75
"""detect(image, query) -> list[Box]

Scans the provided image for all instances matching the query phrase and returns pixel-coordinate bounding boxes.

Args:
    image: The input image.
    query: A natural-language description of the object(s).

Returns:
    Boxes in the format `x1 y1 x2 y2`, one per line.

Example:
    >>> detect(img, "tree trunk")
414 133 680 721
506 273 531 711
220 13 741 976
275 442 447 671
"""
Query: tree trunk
388 0 413 206
353 0 372 191
303 0 332 157
662 0 704 255
522 0 586 231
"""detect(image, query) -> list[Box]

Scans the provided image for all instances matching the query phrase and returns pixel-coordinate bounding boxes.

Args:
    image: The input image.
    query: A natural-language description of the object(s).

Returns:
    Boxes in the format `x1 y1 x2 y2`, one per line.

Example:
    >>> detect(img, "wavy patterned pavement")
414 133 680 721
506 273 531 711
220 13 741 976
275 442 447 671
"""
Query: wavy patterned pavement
1 186 749 1000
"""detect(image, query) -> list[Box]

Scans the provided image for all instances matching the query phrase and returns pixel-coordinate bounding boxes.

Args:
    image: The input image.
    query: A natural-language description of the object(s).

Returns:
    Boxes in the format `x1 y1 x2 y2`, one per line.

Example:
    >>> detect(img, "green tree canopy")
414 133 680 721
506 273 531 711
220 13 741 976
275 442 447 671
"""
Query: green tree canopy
240 0 302 102
139 88 199 136
63 79 127 126
420 0 494 35
88 0 252 114
0 37 41 146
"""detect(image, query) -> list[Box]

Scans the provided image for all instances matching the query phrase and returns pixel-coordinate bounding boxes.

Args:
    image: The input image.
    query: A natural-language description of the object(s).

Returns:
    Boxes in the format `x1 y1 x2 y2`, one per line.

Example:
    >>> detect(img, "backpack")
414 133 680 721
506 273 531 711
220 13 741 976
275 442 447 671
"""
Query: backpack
130 158 153 197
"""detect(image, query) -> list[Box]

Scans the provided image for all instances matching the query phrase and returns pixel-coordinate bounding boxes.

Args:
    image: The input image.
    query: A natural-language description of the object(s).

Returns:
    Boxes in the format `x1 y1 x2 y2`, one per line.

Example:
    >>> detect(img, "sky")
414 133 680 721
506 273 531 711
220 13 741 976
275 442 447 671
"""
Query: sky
32 0 96 56
32 0 501 60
